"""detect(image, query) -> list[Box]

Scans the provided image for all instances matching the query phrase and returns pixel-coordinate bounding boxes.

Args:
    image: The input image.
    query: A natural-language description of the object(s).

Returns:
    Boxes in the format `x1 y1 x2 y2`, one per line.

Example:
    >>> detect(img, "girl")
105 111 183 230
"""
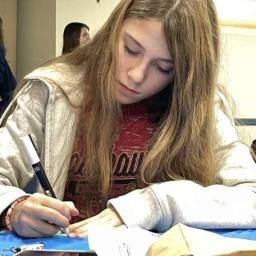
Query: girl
62 22 90 54
0 0 256 238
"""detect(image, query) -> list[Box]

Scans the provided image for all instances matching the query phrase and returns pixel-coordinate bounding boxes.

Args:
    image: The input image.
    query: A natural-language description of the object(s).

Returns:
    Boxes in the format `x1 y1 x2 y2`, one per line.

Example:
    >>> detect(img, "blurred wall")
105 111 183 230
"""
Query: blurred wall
219 27 256 144
214 0 256 144
214 0 256 28
16 0 56 81
16 0 119 80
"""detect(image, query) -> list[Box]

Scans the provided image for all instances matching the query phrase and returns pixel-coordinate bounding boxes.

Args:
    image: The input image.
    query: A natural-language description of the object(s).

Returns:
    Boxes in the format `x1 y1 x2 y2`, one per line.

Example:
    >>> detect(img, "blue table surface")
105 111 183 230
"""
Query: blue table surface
1 228 256 254
210 228 256 241
0 231 90 252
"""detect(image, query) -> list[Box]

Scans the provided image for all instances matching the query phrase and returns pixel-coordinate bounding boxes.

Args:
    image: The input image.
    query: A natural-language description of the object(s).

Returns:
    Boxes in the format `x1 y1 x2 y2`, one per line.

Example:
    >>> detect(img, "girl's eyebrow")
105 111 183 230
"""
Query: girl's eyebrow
125 32 144 49
125 32 174 64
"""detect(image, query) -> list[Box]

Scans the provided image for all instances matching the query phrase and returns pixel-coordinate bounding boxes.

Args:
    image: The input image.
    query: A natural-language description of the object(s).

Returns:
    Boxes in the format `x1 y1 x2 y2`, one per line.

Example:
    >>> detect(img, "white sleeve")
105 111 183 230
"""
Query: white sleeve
108 93 256 232
0 80 48 215
109 180 256 232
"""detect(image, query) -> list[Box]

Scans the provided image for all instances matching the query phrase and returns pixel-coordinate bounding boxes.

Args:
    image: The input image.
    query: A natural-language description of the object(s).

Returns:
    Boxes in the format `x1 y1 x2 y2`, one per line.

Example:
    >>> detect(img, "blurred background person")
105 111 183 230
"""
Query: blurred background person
252 139 256 156
0 16 16 116
62 22 90 54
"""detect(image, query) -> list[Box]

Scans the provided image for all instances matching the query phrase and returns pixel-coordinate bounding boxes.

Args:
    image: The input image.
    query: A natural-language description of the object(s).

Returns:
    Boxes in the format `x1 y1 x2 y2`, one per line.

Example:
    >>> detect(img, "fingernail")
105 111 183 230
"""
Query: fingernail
68 233 77 237
73 211 79 217
78 234 88 238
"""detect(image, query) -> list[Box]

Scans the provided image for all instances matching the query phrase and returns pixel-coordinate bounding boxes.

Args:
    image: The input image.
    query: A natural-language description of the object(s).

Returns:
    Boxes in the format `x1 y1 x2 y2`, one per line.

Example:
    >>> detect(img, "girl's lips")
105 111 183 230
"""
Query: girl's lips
120 83 140 94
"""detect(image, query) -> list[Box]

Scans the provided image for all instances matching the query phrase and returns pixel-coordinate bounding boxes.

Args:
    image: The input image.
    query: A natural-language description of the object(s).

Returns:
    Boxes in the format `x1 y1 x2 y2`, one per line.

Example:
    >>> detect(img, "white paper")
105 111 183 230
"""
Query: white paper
88 225 161 256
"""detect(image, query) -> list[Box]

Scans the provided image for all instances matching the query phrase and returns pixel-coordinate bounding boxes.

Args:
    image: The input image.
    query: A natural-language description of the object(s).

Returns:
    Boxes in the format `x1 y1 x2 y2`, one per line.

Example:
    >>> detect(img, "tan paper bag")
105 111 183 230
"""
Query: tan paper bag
146 224 256 256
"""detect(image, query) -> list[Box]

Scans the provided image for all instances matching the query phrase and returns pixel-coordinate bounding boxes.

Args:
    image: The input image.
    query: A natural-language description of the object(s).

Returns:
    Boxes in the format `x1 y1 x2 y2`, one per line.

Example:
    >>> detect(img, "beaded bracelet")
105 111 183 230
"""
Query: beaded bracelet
4 196 29 231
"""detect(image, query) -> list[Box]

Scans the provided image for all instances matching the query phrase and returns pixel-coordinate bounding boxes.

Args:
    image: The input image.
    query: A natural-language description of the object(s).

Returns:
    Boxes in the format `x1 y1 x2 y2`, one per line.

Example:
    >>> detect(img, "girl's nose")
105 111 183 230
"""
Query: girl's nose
127 61 148 85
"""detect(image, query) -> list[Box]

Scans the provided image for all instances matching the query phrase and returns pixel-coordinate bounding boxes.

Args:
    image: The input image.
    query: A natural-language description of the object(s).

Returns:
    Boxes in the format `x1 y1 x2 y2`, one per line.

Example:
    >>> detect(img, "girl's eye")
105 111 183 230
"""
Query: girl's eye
125 45 139 56
155 64 172 75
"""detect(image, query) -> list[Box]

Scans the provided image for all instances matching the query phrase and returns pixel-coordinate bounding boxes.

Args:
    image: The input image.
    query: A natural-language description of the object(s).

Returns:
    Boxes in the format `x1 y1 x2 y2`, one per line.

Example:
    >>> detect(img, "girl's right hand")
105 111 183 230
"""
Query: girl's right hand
10 193 79 237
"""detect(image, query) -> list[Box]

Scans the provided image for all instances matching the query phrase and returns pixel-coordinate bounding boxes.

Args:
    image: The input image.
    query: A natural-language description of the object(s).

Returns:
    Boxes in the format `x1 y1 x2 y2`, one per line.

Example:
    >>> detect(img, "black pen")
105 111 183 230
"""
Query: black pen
20 134 69 235
20 134 56 197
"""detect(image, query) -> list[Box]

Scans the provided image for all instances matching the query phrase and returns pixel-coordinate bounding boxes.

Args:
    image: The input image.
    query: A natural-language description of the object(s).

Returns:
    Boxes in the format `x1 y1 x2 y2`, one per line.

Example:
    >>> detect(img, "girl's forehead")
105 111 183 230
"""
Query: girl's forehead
120 18 171 60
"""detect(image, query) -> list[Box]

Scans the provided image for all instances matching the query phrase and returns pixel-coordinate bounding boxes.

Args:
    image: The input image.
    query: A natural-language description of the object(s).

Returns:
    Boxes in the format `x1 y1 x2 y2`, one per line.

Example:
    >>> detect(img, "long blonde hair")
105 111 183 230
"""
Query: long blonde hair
41 0 222 197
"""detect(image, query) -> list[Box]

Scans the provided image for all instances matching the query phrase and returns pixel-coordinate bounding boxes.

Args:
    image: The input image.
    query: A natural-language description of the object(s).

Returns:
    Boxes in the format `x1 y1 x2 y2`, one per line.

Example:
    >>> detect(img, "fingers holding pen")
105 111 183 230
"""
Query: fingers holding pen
18 136 79 236
11 195 60 237
28 193 77 222
11 193 79 237
13 213 60 237
63 201 80 218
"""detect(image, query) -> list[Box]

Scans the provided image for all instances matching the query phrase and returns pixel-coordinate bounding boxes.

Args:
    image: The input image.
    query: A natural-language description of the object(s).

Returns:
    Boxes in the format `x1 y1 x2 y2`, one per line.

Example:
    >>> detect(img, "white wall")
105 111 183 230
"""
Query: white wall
214 0 256 28
219 27 256 118
214 0 256 144
56 0 119 56
219 27 256 143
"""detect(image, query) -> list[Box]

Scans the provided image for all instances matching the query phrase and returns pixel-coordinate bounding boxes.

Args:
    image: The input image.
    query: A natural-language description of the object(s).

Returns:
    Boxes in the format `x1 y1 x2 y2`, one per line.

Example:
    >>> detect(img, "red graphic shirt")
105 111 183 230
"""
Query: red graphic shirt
64 102 155 222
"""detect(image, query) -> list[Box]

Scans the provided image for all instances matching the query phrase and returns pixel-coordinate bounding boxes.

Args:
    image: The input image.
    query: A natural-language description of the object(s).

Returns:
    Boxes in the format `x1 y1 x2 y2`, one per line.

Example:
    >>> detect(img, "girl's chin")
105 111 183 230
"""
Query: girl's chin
116 95 141 105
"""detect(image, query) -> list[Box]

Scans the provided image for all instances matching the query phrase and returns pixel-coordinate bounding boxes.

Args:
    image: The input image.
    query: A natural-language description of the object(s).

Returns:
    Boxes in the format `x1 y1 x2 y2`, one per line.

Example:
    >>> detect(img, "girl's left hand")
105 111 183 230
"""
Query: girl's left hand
68 208 124 237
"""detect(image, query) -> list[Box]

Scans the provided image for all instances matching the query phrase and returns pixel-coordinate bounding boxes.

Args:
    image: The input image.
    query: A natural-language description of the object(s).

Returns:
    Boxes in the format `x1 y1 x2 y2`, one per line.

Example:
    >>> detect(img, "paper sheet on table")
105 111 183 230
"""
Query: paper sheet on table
88 224 256 256
88 225 160 256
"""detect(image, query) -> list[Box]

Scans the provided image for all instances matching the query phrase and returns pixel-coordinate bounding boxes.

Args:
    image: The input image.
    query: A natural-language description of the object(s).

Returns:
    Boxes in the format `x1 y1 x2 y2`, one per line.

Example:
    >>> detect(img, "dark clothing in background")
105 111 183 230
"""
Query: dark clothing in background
0 45 16 115
252 140 256 155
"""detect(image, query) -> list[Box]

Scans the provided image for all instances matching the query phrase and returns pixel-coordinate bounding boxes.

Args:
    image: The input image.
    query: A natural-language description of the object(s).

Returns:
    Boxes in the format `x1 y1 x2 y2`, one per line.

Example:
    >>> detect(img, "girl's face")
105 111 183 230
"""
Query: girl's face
116 18 174 105
79 27 90 45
